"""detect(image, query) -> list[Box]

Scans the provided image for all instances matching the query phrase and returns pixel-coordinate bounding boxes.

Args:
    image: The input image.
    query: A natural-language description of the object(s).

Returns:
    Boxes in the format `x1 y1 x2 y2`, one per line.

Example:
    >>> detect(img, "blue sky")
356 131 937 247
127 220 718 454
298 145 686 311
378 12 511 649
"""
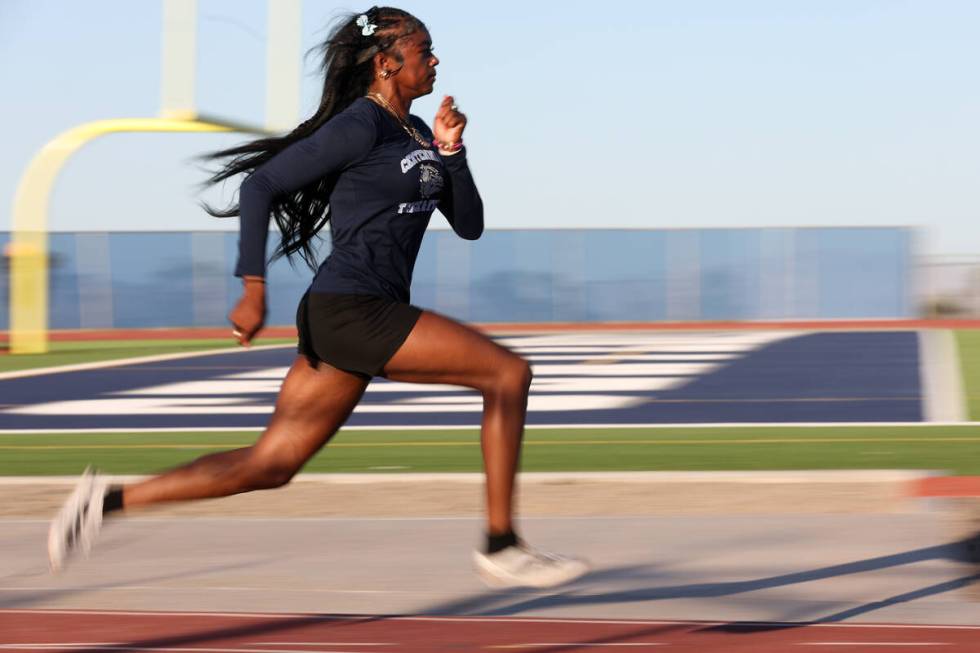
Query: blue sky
1 0 978 255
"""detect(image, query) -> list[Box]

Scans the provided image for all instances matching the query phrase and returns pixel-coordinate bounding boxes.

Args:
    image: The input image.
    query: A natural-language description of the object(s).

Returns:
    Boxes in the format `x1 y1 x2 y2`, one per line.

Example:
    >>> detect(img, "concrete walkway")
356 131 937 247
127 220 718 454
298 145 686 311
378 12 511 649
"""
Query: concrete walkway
3 511 977 625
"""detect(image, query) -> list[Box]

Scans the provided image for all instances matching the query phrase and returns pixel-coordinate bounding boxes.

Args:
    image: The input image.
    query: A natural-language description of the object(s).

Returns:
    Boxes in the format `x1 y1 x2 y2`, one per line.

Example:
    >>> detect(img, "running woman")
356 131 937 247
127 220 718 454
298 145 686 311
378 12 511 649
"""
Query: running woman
48 6 588 589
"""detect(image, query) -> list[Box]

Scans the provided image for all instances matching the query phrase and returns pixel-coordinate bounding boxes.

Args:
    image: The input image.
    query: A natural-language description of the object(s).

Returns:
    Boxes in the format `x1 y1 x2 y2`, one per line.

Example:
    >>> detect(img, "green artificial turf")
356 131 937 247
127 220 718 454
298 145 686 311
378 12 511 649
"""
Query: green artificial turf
2 425 978 476
0 339 295 373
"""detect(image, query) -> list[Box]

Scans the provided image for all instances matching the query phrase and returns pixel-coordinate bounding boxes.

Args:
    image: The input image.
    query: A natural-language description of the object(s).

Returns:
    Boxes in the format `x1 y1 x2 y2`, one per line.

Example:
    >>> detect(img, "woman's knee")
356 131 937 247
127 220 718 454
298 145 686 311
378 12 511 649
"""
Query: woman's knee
489 354 533 398
241 450 300 490
515 357 533 391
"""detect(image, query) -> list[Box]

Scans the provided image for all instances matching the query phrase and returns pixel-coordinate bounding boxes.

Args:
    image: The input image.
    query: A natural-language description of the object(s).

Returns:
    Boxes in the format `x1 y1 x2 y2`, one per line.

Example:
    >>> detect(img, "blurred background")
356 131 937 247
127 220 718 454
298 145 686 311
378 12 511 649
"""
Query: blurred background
3 3 980 631
1 0 979 330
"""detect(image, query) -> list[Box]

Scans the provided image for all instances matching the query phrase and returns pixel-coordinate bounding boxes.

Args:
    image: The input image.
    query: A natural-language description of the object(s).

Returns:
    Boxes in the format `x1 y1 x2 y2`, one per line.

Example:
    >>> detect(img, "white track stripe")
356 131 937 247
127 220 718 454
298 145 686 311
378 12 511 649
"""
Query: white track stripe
2 422 972 435
0 330 798 383
525 353 734 361
0 344 292 381
490 644 666 648
1 609 979 629
801 643 949 647
247 645 391 648
0 470 934 486
0 647 365 653
918 330 967 422
1 394 647 415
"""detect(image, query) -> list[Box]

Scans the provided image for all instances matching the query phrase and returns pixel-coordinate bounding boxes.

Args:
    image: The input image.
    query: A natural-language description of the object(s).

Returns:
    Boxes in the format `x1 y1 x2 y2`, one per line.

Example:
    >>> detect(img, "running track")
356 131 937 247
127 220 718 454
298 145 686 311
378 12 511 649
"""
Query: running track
2 328 973 649
2 610 979 652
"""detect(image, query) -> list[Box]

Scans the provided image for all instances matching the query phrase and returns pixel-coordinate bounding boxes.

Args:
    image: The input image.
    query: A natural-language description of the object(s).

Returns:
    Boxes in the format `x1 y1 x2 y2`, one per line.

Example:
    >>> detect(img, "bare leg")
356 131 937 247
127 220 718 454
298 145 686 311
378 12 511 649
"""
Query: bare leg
122 356 368 508
383 312 532 534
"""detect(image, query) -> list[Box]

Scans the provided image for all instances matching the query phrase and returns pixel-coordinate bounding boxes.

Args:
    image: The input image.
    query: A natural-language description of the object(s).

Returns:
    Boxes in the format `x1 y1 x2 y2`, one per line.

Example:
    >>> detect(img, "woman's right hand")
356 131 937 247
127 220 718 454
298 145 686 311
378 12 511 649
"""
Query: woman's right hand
229 278 267 347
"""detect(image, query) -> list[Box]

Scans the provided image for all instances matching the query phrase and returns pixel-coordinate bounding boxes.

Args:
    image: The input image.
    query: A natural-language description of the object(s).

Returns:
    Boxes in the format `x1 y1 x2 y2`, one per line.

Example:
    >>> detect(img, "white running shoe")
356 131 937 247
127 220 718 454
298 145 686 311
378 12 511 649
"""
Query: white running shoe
48 467 108 573
473 543 589 588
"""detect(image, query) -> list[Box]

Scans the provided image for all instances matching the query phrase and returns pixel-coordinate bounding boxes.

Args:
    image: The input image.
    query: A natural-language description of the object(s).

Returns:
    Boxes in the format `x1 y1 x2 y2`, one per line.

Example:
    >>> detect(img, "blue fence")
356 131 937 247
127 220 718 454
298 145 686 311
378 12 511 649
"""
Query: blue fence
0 227 914 330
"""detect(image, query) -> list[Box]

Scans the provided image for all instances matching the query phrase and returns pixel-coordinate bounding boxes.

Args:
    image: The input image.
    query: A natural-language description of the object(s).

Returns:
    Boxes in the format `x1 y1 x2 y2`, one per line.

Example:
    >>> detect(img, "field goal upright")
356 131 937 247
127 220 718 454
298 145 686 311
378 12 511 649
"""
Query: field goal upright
7 0 301 354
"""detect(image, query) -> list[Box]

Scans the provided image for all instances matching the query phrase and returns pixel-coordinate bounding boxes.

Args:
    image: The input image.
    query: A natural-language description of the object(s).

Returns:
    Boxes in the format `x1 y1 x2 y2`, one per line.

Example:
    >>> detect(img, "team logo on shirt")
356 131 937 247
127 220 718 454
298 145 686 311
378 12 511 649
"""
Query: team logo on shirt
400 149 439 173
397 200 439 214
397 150 444 214
419 163 444 199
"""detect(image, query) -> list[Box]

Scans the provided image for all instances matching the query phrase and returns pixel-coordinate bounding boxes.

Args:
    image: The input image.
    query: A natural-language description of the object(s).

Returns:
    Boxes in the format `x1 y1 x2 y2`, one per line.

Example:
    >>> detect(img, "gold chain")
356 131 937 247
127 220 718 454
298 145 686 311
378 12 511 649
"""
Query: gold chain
365 93 431 149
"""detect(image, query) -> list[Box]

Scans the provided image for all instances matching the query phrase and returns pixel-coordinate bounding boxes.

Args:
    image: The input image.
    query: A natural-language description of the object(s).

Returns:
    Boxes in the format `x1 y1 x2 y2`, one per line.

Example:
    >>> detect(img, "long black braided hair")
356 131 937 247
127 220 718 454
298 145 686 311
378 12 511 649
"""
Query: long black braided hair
203 7 426 271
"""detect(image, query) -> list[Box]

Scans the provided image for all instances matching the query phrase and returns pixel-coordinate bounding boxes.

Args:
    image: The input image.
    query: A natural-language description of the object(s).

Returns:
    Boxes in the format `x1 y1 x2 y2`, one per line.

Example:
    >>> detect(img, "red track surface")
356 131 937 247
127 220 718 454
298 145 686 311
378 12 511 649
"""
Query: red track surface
911 476 980 498
1 610 978 652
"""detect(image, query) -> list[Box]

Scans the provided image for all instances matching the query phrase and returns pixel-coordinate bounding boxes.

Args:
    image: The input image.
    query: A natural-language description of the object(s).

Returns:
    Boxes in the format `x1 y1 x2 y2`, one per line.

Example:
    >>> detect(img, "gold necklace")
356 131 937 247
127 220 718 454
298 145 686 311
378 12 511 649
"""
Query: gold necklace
366 92 431 149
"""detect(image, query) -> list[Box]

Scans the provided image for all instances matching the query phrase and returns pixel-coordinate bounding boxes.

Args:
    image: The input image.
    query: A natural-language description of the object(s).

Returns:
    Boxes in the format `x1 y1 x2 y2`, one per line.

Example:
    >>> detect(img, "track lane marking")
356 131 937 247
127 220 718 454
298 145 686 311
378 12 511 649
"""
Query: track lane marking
3 436 980 451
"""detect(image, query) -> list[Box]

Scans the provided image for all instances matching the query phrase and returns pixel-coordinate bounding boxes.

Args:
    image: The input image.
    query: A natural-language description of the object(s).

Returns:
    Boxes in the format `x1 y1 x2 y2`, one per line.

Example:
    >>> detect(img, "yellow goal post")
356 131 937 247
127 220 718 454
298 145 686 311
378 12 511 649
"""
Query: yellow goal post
6 115 270 354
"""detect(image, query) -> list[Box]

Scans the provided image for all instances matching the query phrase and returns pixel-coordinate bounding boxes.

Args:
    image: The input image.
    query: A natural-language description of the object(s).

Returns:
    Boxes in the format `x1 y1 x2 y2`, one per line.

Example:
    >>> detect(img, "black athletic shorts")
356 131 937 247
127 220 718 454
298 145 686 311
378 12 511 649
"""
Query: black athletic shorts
296 291 422 379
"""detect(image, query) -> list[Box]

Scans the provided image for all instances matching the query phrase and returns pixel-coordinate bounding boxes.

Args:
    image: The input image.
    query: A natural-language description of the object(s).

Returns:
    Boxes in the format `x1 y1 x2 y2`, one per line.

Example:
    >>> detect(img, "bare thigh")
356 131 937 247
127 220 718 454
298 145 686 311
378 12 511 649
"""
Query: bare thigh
382 311 530 534
121 355 369 507
383 311 528 388
251 355 370 470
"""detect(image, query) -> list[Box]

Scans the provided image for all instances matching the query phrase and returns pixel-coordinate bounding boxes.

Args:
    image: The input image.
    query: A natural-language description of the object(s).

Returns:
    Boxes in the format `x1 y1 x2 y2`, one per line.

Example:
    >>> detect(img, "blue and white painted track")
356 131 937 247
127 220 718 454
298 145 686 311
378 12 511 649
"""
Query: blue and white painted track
0 330 923 430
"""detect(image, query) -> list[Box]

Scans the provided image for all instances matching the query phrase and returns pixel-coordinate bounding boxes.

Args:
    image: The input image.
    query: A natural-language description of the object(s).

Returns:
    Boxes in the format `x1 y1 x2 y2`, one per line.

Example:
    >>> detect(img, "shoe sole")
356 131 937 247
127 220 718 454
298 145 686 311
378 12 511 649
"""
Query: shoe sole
475 561 590 589
47 467 97 573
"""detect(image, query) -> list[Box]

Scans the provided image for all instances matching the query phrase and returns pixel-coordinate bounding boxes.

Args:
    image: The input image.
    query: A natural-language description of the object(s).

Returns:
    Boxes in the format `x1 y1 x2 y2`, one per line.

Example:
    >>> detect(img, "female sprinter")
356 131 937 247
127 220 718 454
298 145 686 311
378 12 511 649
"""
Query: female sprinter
48 6 587 589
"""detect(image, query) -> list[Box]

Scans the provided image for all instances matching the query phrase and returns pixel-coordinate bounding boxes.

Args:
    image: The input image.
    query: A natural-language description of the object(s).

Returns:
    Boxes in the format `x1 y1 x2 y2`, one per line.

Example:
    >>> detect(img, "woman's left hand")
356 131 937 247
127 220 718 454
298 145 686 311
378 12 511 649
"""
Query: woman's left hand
433 95 466 146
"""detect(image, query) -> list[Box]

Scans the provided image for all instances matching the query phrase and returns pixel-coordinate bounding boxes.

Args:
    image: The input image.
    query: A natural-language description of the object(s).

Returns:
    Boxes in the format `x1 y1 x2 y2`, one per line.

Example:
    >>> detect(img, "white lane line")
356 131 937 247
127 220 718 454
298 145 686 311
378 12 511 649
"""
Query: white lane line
526 354 734 361
0 344 292 381
918 329 967 422
530 363 715 376
496 333 803 349
0 586 408 595
0 394 648 415
526 378 684 392
0 647 365 653
114 376 683 395
0 646 121 649
0 469 934 485
0 422 974 434
0 330 787 383
801 643 949 647
2 610 978 630
490 644 665 649
231 360 776 383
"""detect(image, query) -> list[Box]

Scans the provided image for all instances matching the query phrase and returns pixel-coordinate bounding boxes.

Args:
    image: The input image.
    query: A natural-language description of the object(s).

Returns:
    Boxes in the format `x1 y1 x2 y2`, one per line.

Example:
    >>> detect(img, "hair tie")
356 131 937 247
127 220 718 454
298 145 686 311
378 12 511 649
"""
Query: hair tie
356 14 377 36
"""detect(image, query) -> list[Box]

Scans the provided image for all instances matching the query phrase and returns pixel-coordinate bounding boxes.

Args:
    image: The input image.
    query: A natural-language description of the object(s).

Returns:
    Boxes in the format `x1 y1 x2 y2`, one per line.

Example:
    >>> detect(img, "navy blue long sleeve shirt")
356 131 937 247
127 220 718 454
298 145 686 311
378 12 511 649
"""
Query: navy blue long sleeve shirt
234 97 483 303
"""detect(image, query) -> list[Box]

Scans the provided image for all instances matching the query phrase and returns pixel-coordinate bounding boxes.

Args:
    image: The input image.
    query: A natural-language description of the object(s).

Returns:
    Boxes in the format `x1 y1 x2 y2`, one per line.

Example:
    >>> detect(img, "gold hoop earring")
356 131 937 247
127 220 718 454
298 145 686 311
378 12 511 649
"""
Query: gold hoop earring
379 69 391 80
